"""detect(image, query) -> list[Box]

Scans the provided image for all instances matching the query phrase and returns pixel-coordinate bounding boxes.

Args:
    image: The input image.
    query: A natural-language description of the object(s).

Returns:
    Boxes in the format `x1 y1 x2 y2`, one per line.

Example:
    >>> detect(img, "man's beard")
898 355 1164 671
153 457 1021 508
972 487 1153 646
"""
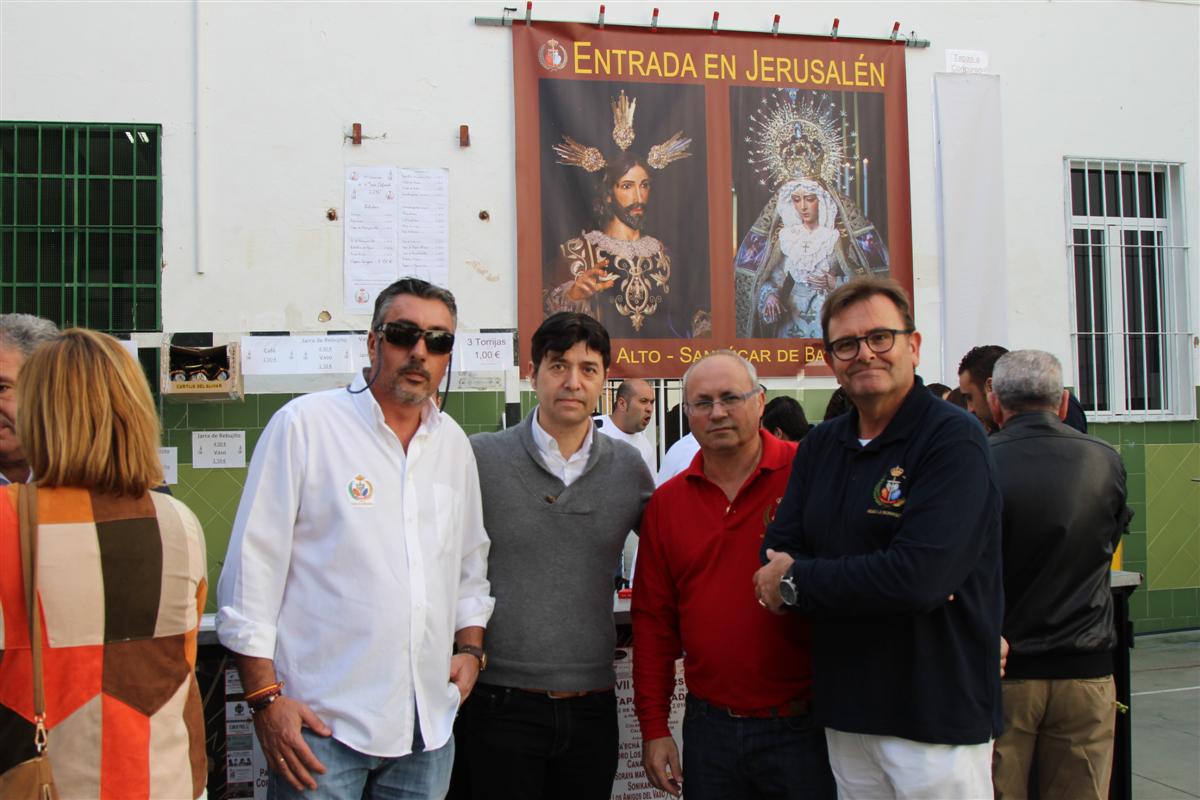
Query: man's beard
611 199 647 231
384 360 436 406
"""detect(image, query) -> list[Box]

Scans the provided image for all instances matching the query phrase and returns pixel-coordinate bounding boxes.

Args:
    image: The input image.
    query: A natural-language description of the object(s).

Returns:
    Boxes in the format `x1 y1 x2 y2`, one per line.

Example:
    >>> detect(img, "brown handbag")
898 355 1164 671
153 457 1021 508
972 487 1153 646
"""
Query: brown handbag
0 484 59 800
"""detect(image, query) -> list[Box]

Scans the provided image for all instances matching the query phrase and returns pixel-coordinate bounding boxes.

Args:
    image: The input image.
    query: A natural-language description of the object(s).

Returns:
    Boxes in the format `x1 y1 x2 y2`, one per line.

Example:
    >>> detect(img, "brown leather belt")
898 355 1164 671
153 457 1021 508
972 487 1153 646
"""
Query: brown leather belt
693 694 811 719
517 687 612 700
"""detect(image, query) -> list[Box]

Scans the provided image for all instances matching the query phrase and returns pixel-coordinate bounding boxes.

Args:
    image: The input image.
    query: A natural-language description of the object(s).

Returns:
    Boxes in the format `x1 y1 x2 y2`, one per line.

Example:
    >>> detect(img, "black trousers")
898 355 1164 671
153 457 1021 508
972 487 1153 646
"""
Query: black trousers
448 683 618 800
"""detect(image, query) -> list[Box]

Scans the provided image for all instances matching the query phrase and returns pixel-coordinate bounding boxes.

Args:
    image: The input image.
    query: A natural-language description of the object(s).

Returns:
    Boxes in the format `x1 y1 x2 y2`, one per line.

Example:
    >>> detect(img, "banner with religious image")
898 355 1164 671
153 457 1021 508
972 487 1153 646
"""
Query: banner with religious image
513 22 912 377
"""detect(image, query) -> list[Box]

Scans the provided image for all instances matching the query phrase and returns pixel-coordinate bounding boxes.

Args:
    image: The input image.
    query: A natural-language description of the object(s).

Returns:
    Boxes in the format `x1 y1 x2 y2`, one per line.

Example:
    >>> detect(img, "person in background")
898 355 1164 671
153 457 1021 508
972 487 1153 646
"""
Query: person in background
755 277 1003 799
925 381 952 399
959 344 1089 434
218 277 493 798
946 386 970 410
595 378 657 475
987 350 1131 800
958 345 1009 433
454 312 653 800
0 313 59 485
821 386 853 421
762 395 812 442
635 351 835 800
0 328 208 799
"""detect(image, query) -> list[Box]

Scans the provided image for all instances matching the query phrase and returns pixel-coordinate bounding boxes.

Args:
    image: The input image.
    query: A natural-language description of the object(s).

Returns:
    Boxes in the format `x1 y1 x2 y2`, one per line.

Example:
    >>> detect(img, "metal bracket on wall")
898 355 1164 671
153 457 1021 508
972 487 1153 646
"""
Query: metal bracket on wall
472 7 931 47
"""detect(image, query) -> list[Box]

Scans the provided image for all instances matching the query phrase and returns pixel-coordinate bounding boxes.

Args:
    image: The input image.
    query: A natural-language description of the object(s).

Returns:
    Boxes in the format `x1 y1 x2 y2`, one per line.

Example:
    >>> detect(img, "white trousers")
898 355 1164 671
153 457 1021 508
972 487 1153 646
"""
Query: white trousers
825 728 993 800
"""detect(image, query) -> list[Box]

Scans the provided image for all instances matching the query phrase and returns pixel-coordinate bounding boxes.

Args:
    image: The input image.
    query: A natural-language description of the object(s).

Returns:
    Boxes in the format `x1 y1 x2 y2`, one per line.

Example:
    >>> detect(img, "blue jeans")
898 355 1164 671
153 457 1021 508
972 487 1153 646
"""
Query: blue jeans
269 722 454 800
681 694 837 800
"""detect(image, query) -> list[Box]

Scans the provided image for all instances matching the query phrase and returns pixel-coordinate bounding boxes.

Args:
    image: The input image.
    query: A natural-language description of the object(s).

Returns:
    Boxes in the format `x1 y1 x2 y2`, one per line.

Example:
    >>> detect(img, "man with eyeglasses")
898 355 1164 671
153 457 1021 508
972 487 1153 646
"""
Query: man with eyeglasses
450 312 654 800
632 350 835 800
753 276 1003 799
217 277 494 799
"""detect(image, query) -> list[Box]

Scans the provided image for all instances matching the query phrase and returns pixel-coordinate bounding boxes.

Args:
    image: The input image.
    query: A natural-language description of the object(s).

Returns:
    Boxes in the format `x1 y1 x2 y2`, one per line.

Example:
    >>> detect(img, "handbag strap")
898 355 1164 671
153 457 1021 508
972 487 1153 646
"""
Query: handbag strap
16 483 47 752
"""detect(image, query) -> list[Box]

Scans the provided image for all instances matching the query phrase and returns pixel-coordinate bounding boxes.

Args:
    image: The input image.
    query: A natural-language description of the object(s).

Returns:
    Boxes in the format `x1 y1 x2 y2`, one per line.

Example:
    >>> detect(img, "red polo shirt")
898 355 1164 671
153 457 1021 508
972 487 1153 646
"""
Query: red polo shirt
632 431 814 740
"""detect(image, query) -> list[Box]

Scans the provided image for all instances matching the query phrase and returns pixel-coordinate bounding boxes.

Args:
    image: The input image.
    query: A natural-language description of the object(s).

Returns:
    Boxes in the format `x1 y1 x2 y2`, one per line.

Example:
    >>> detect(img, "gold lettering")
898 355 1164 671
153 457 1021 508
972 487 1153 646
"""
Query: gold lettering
760 55 776 83
720 53 736 79
594 47 609 74
610 48 627 75
870 61 885 87
628 49 645 76
681 53 698 78
574 41 592 74
854 54 868 87
645 50 661 77
810 58 826 85
662 51 679 77
704 53 720 80
744 48 759 81
777 56 794 85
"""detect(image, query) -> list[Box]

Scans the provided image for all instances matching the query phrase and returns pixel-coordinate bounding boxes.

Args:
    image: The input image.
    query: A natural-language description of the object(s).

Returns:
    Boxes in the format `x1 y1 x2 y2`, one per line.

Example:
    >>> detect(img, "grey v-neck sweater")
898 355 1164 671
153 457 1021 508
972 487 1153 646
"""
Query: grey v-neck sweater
470 411 654 690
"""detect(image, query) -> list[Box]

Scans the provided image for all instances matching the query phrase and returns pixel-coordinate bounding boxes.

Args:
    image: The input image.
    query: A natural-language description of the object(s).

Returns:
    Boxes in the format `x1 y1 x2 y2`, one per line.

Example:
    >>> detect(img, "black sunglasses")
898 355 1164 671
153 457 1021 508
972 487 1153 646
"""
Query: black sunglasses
375 321 455 355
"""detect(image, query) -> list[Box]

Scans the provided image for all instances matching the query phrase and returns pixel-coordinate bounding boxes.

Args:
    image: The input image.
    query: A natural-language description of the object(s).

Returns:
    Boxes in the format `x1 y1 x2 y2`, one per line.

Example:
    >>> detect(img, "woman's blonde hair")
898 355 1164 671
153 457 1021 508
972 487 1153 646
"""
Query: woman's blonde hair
17 328 163 495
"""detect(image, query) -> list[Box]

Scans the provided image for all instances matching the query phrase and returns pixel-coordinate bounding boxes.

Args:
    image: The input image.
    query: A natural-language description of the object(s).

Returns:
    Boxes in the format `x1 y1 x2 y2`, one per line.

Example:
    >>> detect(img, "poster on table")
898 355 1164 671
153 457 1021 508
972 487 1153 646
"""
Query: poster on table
513 22 912 378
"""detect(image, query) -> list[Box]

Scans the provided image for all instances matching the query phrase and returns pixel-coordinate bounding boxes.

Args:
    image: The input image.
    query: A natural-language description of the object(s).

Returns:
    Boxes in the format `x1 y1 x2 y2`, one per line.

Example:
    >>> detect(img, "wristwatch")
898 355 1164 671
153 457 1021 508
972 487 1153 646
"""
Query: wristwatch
779 575 799 607
457 644 488 671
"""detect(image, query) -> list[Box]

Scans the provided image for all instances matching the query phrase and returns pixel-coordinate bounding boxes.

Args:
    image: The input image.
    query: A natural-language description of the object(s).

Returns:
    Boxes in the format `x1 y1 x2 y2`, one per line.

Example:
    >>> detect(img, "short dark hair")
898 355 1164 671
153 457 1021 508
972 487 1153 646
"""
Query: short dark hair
823 387 853 420
371 277 458 332
820 276 915 349
763 396 811 440
531 312 612 371
957 345 1008 388
926 382 951 398
594 150 650 225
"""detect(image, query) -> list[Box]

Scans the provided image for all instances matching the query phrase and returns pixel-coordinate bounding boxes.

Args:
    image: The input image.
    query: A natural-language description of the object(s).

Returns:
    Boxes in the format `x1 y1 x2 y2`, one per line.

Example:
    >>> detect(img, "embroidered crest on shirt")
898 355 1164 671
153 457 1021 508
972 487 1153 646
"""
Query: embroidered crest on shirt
347 474 375 505
761 496 784 533
873 466 907 509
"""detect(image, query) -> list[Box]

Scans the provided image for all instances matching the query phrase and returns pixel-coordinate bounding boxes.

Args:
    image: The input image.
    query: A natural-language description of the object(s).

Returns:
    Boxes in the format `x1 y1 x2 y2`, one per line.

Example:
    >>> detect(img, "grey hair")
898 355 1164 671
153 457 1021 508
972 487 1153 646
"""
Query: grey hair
991 350 1063 412
370 277 457 331
0 314 59 357
681 349 759 399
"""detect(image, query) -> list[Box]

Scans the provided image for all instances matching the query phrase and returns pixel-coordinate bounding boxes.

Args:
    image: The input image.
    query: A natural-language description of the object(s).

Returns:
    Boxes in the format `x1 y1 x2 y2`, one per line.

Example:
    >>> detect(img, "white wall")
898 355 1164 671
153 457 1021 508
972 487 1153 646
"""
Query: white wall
3 0 1197 384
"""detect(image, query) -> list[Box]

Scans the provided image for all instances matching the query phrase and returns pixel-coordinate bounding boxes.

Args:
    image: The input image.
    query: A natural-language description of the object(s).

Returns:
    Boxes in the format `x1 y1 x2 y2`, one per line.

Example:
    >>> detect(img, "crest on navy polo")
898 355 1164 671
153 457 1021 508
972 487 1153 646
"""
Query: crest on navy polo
874 466 907 508
347 474 375 505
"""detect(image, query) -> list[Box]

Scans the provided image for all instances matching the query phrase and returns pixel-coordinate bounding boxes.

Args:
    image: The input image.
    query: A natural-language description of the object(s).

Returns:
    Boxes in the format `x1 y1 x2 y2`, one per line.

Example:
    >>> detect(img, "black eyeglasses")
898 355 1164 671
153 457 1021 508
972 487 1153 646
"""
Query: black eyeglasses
684 388 759 416
376 321 456 355
827 328 914 361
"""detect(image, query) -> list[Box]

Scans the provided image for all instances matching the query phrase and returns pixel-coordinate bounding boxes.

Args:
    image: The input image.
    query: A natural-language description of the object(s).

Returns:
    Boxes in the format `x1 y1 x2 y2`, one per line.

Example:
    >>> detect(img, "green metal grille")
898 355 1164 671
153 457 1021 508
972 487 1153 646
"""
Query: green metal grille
0 122 162 332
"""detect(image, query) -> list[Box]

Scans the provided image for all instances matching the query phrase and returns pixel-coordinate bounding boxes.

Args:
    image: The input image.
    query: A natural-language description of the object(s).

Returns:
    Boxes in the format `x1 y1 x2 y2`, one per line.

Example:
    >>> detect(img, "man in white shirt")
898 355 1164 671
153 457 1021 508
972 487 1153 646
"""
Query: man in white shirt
0 313 58 486
595 378 657 474
217 278 494 799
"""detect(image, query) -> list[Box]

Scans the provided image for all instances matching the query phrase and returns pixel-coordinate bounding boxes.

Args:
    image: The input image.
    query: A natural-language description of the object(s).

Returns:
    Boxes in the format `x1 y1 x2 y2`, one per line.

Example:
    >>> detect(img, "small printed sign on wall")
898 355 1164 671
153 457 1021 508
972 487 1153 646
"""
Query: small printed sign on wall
193 431 247 469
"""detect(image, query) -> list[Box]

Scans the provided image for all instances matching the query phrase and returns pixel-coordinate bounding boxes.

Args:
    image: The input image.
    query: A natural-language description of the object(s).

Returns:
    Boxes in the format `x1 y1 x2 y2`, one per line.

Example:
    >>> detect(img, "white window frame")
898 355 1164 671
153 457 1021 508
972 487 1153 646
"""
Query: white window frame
1064 158 1194 421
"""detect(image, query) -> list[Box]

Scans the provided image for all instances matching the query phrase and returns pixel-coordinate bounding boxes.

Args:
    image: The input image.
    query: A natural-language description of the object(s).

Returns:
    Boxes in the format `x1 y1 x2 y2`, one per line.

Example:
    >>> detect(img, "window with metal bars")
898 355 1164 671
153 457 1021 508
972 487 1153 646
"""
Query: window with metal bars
1065 160 1193 419
0 122 161 332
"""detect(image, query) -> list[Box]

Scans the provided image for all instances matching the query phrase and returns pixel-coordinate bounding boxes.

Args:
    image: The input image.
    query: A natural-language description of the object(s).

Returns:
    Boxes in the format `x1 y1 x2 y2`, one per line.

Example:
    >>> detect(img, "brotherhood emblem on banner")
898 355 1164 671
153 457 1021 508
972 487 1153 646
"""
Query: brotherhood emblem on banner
873 466 907 508
347 474 375 505
538 39 567 71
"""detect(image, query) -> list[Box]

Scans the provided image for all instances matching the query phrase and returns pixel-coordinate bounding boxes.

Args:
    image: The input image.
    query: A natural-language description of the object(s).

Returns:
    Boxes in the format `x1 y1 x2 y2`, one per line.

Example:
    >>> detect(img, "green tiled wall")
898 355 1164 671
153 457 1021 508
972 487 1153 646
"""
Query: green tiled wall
163 389 1199 633
165 391 512 611
1093 416 1200 634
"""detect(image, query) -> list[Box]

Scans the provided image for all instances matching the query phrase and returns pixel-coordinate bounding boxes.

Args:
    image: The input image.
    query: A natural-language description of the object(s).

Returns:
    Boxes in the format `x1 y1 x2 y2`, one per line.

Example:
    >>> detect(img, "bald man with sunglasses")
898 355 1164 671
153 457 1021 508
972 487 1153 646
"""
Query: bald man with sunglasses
217 277 494 799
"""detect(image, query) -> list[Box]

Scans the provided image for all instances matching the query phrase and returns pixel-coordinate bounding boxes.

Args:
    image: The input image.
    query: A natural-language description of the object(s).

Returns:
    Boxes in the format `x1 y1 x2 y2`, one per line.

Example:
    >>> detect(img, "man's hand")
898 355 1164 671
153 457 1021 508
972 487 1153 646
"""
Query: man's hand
566 262 618 301
642 736 683 797
1000 636 1010 678
450 653 481 703
753 548 795 613
763 292 783 324
806 271 839 292
251 695 331 791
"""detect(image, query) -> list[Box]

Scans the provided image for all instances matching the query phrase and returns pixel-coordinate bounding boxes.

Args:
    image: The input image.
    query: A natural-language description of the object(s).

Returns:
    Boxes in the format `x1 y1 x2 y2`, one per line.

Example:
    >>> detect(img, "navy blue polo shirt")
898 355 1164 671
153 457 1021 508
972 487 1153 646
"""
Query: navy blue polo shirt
763 378 1004 745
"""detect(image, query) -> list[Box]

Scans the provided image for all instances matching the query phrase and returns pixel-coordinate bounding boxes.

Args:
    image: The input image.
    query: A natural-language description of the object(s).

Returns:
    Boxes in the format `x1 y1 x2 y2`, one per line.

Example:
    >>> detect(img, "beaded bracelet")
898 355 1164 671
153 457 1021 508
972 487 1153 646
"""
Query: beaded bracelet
244 680 285 703
248 689 282 715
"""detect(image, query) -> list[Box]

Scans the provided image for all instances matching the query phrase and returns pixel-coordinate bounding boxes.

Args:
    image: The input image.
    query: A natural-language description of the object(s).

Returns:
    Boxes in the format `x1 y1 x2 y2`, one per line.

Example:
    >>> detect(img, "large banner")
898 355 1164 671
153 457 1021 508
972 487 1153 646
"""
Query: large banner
513 23 912 378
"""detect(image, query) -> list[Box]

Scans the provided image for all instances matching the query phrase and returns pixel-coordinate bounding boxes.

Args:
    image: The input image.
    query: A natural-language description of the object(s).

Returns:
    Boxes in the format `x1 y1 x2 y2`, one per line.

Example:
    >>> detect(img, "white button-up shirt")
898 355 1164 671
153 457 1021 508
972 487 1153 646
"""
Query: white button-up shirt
216 376 494 757
531 408 593 486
